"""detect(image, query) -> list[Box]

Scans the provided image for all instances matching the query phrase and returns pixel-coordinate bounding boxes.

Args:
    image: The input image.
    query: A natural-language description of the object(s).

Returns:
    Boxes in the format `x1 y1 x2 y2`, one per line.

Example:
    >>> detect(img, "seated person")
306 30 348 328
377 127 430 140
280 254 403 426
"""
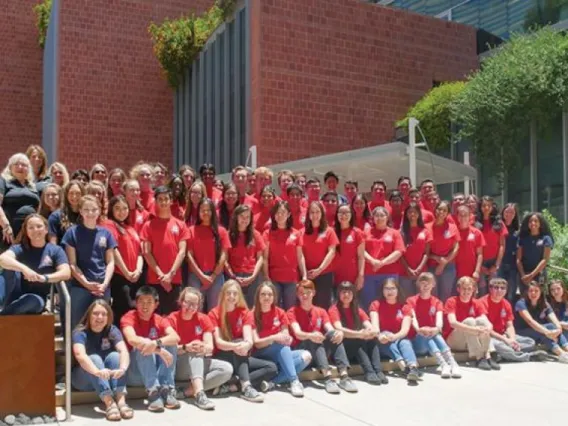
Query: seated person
548 279 568 341
167 287 233 411
120 285 180 412
0 214 70 315
288 280 357 394
72 300 132 421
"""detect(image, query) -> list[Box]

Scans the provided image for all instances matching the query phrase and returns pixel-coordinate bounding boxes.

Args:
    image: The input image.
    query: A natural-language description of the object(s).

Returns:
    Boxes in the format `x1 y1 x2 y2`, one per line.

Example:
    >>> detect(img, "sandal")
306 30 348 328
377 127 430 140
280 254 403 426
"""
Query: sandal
117 403 134 420
105 403 121 422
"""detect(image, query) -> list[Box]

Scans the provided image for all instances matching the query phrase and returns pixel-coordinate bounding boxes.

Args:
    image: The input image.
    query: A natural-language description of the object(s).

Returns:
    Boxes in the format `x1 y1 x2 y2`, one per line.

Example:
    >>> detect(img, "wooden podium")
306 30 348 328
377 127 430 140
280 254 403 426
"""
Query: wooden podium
0 315 55 417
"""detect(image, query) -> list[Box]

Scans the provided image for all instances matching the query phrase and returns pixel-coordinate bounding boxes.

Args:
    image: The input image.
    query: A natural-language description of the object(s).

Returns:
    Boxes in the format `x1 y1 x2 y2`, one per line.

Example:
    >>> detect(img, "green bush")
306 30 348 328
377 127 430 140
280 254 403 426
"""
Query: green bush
33 0 52 49
542 210 568 283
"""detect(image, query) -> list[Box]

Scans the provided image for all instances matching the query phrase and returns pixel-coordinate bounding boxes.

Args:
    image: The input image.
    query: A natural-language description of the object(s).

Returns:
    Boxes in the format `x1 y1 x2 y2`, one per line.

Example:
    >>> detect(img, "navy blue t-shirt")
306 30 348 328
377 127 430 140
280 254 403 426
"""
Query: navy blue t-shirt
502 228 518 268
72 325 123 359
9 243 68 298
518 234 553 273
48 209 80 244
550 301 568 323
0 177 40 237
61 225 117 286
514 298 553 330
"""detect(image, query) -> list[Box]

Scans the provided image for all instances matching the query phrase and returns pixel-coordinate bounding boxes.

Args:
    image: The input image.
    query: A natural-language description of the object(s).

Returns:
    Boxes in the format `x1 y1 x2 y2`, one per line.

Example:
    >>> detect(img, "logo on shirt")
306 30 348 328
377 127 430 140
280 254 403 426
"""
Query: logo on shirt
149 327 158 339
195 326 203 335
500 308 507 318
101 338 111 351
346 235 354 244
288 234 297 243
429 306 436 316
171 225 180 235
39 255 53 268
98 237 107 248
300 216 306 224
317 232 326 240
396 309 403 319
316 318 322 329
539 310 546 320
536 239 544 247
384 235 393 243
237 317 243 328
467 233 475 242
444 230 451 239
136 215 143 224
273 317 281 327
417 232 426 241
469 307 475 316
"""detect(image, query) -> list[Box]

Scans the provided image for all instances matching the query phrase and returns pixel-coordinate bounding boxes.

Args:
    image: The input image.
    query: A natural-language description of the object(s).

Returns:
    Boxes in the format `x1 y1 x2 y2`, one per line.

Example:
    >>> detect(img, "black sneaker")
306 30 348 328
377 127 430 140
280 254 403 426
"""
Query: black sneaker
161 387 181 409
488 357 501 371
406 367 419 382
376 371 389 384
477 359 491 371
364 372 381 385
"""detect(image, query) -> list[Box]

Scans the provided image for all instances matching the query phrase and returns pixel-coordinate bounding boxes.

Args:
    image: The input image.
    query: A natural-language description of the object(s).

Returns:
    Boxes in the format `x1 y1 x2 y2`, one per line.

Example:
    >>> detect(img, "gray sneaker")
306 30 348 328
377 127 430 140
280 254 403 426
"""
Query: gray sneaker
241 385 264 403
147 390 164 412
529 350 549 362
260 380 275 393
160 387 180 410
324 378 341 394
338 377 358 393
194 391 215 410
289 379 304 397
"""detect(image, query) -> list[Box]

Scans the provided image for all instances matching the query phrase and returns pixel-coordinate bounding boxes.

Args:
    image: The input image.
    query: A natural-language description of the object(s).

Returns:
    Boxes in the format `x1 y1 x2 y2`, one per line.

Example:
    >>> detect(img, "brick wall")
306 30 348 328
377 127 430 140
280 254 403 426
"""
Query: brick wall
252 0 478 166
0 1 43 163
57 0 213 172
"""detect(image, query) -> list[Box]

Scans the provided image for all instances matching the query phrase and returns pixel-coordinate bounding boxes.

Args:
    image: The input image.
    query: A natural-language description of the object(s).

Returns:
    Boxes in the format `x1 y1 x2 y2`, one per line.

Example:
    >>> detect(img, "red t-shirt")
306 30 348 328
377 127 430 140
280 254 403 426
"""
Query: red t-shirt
170 201 186 221
264 228 302 282
128 208 150 234
368 200 392 216
369 300 414 337
253 209 271 233
421 209 435 224
328 305 369 330
167 311 214 345
188 225 231 272
301 227 339 274
427 221 460 267
354 217 371 232
406 295 443 328
206 186 223 205
140 191 155 213
228 230 265 275
290 208 306 231
334 227 364 284
248 306 289 339
103 221 141 278
391 211 403 230
400 226 432 276
364 227 405 275
208 306 253 341
443 296 487 338
140 217 190 284
240 194 257 209
287 305 330 346
479 295 513 335
120 310 169 348
456 226 486 279
481 220 508 261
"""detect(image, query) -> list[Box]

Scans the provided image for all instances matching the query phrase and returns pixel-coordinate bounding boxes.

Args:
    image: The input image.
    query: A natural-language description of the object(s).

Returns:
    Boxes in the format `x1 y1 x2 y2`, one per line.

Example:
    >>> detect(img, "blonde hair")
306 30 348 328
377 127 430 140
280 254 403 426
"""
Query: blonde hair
178 287 204 310
129 162 154 181
253 167 273 179
25 145 48 180
457 276 477 289
48 162 70 187
89 163 108 181
38 183 63 218
1 153 36 189
85 181 108 220
217 280 248 341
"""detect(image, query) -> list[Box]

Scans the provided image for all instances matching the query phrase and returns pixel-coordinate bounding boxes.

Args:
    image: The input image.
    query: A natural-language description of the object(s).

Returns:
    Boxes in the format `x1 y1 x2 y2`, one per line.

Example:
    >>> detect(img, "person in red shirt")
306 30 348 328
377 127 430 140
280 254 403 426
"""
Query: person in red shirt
140 187 189 315
407 272 460 378
343 180 358 204
302 201 339 309
167 287 233 410
388 191 403 230
226 204 265 307
232 165 257 209
368 180 391 215
249 282 312 397
467 194 479 218
122 180 149 234
288 280 357 394
178 165 196 192
120 286 180 412
130 163 155 213
444 276 495 370
263 201 307 310
329 281 387 385
251 167 275 214
104 195 144 324
352 194 371 232
199 163 222 206
253 186 276 233
218 182 239 229
362 206 405 310
399 202 432 297
333 204 365 290
321 192 339 227
369 279 420 382
277 170 295 202
187 198 231 312
397 176 411 207
295 172 307 195
168 175 186 221
451 193 466 224
419 179 435 200
456 205 485 286
286 185 306 231
107 168 126 198
184 181 206 227
427 201 460 302
476 196 508 295
305 178 321 204
425 191 440 214
480 278 542 363
208 280 277 402
408 189 434 223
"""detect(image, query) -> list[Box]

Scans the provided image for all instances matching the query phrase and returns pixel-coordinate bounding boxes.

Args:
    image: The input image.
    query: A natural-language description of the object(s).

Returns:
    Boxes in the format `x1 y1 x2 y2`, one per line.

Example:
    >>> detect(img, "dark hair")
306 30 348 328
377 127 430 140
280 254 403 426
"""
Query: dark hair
196 198 222 263
254 282 278 332
270 200 293 230
475 195 502 232
154 185 172 199
107 195 130 235
501 202 520 233
71 169 89 183
334 203 355 254
219 182 240 229
380 277 406 304
548 280 568 317
305 201 328 235
60 180 86 232
15 214 50 248
324 171 339 183
344 180 358 189
335 281 362 330
199 163 216 176
419 179 434 189
229 204 254 247
107 168 127 197
371 179 387 191
389 190 403 202
522 281 547 313
321 191 338 202
286 183 303 196
168 174 186 205
306 177 321 187
351 193 370 222
135 285 159 302
519 212 554 244
401 202 425 245
397 176 411 186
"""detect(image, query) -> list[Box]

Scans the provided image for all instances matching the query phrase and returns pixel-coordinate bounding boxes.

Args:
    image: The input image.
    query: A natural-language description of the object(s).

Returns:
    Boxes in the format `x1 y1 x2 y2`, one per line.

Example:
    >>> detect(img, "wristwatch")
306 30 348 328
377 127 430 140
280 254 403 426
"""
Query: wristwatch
156 339 163 350
43 275 49 283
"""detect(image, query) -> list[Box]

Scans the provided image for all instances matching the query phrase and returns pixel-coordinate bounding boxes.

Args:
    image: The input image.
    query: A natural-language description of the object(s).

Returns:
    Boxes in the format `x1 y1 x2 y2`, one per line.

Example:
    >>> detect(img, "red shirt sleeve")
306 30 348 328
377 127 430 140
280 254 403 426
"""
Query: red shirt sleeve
219 227 231 250
477 229 486 249
450 223 461 242
254 231 266 252
328 306 340 323
295 230 303 247
139 221 151 242
320 308 331 324
369 300 380 313
393 229 406 254
444 297 457 315
328 228 339 247
278 307 290 326
246 311 256 329
402 304 413 317
435 297 444 312
201 313 215 333
179 221 190 242
505 300 514 322
287 307 298 324
243 309 254 327
156 314 169 336
208 308 220 328
474 299 488 316
358 308 370 323
119 310 135 330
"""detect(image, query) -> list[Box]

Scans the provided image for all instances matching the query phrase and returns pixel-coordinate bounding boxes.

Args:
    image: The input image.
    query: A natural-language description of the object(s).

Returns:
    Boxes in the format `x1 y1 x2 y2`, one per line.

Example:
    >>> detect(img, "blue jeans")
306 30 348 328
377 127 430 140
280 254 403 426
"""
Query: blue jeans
127 346 177 392
0 271 45 315
378 335 417 366
517 324 568 352
189 272 225 312
412 334 450 356
254 343 309 384
235 273 262 309
498 264 519 303
272 282 297 310
72 352 126 399
62 284 111 331
429 263 456 302
361 274 398 311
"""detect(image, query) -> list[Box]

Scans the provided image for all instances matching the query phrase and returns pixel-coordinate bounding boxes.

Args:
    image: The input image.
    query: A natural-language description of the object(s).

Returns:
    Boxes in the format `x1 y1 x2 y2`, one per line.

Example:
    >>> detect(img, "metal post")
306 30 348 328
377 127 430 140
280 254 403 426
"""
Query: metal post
57 281 72 421
409 118 418 186
248 145 257 169
464 151 470 197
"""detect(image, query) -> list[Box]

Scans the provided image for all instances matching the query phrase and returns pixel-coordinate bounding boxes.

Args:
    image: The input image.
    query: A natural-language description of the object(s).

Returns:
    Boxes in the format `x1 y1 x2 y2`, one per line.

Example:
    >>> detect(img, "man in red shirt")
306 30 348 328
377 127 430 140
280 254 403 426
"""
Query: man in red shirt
277 170 295 202
408 189 433 222
343 180 358 204
444 277 497 371
232 165 257 208
252 167 275 214
368 180 391 214
121 286 180 412
306 178 321 203
199 163 222 205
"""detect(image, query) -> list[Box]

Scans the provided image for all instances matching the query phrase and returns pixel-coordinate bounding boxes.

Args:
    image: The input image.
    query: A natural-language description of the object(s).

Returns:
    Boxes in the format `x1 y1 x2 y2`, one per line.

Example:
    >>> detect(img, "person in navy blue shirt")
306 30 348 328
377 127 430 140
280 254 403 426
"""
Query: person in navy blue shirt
0 214 70 315
62 195 117 330
72 299 132 421
516 212 553 291
500 203 520 302
48 180 85 245
548 279 568 340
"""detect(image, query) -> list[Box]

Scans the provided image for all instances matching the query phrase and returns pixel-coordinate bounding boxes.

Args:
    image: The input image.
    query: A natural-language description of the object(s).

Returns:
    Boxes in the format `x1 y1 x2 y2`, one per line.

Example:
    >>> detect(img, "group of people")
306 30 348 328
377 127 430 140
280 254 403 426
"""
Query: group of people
0 145 567 421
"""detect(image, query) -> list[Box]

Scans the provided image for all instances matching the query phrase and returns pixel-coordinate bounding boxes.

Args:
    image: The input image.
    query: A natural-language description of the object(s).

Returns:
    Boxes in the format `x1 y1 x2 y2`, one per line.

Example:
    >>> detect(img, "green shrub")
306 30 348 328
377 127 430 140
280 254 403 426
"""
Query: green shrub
33 0 52 49
542 210 568 284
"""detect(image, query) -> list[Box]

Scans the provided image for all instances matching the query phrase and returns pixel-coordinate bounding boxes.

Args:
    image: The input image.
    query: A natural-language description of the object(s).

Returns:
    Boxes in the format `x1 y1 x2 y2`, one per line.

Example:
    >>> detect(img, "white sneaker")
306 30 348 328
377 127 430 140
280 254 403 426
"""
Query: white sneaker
451 363 462 378
441 363 451 379
558 352 568 364
289 380 304 397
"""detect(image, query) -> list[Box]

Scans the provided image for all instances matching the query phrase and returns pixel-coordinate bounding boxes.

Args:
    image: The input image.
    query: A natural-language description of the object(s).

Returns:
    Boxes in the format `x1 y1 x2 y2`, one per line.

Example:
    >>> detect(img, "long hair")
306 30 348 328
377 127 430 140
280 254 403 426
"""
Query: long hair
38 183 62 219
229 204 254 247
270 200 293 231
334 203 355 254
89 163 108 182
122 179 145 212
1 153 36 189
48 162 70 187
519 212 554 244
196 198 222 262
548 279 568 317
254 281 277 332
74 299 114 333
15 214 49 248
218 280 248 341
168 174 186 205
351 193 370 222
501 202 520 233
86 180 108 221
107 195 130 236
219 182 240 229
401 202 425 245
335 281 362 330
305 201 328 235
380 277 406 304
25 145 48 181
523 281 547 313
476 195 502 232
107 168 127 197
184 181 206 223
60 180 86 231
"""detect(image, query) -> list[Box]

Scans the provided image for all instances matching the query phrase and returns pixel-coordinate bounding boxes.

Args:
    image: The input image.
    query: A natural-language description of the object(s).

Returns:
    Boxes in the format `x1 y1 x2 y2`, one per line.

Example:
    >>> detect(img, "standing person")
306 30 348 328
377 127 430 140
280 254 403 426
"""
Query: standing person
90 164 108 184
450 193 466 224
253 186 276 233
168 175 186 221
425 191 440 214
184 181 206 227
48 162 70 188
305 178 321 204
286 185 306 231
178 165 196 192
333 204 365 291
0 214 70 315
407 273 461 378
467 194 479 218
343 180 358 205
444 277 496 370
500 203 520 302
187 198 230 312
199 163 222 205
48 180 85 244
294 173 307 195
455 205 485 291
419 179 436 207
231 165 256 208
427 201 460 302
218 183 239 229
480 278 544 363
362 206 405 310
329 281 387 384
321 192 339 227
399 202 432 297
352 194 371 232
72 300 132 421
140 187 189 315
251 167 275 214
388 191 404 230
25 145 50 193
226 205 265 307
130 163 155 213
517 212 554 290
153 163 168 188
369 279 420 383
288 280 357 394
104 196 143 325
107 169 127 198
62 195 117 330
121 286 180 412
548 279 568 339
249 282 312 397
368 180 391 215
122 179 149 234
514 281 568 362
276 170 295 202
408 189 434 224
209 281 276 402
38 183 62 220
71 169 89 186
323 172 347 204
301 201 338 309
397 176 411 207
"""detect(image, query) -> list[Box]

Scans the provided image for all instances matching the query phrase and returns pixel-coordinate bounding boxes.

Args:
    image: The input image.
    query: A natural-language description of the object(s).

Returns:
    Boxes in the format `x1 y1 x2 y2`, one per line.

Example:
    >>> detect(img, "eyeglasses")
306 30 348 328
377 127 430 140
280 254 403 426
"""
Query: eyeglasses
337 211 351 216
94 170 106 175
490 285 507 291
384 287 397 292
182 301 199 309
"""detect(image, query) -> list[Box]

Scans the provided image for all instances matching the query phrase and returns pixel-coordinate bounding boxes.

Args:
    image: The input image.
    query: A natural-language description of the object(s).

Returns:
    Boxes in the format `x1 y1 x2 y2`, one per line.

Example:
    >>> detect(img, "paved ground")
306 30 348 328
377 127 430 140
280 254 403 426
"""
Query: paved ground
69 362 567 426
